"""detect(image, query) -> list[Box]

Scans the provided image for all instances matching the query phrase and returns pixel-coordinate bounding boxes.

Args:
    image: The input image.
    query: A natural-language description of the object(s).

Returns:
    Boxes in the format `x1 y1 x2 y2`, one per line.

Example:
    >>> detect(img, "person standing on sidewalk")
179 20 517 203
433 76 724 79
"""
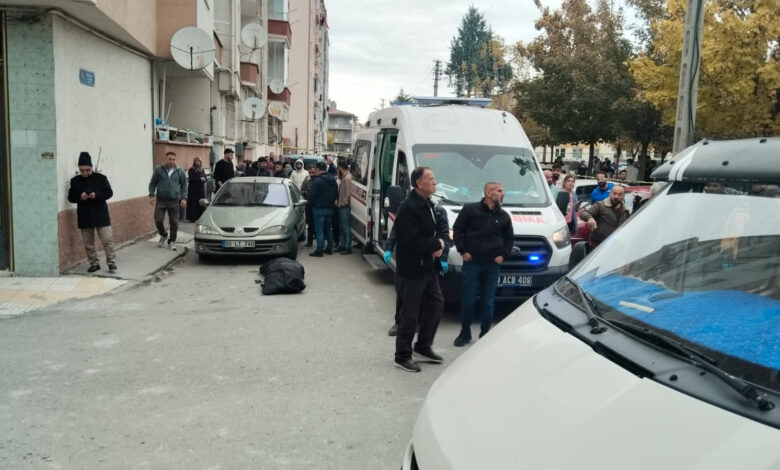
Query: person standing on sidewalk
336 161 353 254
148 151 187 251
186 157 207 222
67 151 117 273
453 182 514 347
213 148 235 189
307 162 338 257
393 167 445 372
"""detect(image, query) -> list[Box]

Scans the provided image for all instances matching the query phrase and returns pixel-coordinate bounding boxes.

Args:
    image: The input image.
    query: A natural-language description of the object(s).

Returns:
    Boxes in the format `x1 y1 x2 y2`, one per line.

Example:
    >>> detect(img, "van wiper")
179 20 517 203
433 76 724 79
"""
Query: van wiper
605 318 775 412
432 193 459 205
561 275 607 334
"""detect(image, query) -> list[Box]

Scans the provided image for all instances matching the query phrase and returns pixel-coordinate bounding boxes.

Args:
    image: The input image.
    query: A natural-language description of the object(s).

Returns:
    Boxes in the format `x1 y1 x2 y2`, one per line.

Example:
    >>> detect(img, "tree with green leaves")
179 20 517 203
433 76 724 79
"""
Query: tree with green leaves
515 0 634 170
446 6 513 98
391 88 413 104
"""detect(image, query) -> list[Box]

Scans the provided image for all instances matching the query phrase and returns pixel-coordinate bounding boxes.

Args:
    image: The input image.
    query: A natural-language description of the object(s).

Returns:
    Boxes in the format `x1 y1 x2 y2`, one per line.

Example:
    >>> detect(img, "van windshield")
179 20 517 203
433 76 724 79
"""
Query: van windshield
412 144 548 206
568 181 780 393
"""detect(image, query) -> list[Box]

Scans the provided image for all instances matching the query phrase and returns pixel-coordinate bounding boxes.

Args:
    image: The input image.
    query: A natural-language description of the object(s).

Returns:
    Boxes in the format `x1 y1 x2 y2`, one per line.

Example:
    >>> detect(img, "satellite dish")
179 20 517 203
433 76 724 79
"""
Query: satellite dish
170 27 215 70
241 23 267 49
269 79 284 94
242 97 266 120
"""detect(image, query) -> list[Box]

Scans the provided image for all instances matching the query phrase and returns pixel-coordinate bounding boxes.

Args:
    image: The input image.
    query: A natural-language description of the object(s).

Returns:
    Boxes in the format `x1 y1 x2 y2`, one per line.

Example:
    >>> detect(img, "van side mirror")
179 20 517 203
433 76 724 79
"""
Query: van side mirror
387 185 404 213
569 241 589 270
199 198 210 207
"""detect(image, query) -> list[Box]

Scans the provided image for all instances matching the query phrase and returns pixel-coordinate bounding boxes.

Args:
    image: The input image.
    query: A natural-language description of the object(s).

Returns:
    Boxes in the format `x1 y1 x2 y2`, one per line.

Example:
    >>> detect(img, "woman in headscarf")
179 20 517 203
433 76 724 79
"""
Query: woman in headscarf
186 157 207 222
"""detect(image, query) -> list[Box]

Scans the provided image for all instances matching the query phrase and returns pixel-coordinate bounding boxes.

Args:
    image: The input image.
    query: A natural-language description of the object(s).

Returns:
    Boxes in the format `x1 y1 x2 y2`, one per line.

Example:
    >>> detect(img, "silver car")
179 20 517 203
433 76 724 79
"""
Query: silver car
194 177 306 260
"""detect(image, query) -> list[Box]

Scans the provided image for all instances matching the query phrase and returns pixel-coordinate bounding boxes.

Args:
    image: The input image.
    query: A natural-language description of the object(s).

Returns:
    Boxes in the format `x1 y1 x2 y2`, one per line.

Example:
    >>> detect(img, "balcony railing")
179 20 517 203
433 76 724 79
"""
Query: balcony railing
268 19 292 44
268 86 291 106
240 62 259 85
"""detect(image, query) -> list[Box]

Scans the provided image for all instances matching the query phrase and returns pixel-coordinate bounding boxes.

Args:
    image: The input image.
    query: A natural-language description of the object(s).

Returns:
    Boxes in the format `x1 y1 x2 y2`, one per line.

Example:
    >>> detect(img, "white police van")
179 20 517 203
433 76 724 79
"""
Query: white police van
403 138 780 469
349 97 571 303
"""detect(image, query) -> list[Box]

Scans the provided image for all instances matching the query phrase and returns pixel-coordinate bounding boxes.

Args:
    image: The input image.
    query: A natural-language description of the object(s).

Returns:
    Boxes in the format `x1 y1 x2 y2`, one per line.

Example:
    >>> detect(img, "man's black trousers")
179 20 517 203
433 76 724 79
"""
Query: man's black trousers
395 273 444 361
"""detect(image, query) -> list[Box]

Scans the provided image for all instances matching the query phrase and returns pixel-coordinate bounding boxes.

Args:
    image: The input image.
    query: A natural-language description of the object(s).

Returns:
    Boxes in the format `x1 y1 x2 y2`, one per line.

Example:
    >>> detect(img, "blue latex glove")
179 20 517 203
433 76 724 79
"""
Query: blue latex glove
383 250 392 265
440 261 448 275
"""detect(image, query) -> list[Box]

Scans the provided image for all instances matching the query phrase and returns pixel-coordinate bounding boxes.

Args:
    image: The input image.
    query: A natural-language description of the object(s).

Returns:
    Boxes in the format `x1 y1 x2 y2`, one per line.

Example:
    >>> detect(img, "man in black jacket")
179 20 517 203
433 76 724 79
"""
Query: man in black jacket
67 152 117 273
307 162 338 257
213 148 235 188
453 182 514 346
393 166 445 372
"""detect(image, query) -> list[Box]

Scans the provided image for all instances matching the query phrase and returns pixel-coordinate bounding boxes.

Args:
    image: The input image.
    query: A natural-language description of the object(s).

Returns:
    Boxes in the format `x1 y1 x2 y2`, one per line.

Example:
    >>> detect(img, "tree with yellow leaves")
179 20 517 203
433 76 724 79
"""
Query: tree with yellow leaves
630 0 780 138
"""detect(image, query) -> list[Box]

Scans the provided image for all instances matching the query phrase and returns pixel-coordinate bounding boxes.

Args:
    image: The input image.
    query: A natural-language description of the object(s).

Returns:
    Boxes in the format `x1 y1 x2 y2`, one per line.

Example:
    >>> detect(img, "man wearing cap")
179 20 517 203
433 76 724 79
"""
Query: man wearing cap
67 151 117 272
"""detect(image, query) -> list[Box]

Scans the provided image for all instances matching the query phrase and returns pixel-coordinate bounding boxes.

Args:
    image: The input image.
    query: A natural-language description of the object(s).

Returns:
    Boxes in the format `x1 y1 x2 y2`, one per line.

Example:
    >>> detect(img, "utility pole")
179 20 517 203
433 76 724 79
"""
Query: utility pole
672 0 705 153
433 59 442 97
380 98 386 109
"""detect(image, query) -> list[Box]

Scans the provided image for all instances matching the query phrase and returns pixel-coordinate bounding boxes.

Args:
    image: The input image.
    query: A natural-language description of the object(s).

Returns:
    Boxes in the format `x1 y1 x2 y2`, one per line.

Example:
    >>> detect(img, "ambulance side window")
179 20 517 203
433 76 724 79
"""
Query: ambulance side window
352 139 370 185
396 151 410 196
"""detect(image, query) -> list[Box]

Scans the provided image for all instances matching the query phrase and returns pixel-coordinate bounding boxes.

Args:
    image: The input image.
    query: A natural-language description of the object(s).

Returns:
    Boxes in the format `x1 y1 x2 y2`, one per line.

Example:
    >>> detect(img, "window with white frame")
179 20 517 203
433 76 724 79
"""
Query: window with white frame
267 40 288 85
269 0 288 20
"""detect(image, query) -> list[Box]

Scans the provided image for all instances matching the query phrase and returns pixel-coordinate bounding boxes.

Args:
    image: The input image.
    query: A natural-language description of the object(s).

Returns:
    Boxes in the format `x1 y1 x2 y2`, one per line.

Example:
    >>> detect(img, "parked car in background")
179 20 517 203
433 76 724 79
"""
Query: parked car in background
194 177 306 260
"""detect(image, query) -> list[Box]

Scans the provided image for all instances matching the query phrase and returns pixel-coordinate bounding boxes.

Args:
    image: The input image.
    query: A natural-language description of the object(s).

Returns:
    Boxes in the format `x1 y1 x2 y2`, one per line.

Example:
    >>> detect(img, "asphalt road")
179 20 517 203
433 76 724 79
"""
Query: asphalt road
0 249 485 469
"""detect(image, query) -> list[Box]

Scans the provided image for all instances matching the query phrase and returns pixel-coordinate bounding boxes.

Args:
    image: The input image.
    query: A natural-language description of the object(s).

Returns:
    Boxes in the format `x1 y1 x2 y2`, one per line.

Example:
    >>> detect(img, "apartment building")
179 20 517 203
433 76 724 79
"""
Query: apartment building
326 104 355 154
0 0 288 275
283 0 328 154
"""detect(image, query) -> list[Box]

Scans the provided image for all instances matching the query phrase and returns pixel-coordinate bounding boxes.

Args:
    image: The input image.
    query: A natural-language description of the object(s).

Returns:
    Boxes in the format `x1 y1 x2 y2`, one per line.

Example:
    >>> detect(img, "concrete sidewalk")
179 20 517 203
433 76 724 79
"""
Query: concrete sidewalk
0 224 194 318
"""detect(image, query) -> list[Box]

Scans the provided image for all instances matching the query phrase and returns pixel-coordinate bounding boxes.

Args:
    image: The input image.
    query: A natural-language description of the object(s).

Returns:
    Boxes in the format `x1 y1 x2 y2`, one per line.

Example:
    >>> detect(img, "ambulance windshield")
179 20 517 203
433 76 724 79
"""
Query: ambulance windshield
413 144 548 206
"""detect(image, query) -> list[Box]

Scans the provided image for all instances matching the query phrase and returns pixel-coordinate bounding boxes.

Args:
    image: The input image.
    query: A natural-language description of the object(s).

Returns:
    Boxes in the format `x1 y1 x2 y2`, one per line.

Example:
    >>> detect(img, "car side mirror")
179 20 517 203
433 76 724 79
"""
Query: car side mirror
199 198 209 207
569 241 589 270
387 185 404 213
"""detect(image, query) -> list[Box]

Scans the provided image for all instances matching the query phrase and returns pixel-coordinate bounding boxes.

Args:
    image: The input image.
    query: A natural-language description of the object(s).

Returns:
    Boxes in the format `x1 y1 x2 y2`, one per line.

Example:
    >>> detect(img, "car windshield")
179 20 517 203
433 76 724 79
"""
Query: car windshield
412 144 548 206
567 180 780 392
213 182 289 207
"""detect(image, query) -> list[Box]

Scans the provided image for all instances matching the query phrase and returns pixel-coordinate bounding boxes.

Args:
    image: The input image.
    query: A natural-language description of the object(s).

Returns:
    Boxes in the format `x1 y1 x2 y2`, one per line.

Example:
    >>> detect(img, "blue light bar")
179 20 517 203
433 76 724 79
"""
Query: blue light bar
411 96 493 108
528 255 542 263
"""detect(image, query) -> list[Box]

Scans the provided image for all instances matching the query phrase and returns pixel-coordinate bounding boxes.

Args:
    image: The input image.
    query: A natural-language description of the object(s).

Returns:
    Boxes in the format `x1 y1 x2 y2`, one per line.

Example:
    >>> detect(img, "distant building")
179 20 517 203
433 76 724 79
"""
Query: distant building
283 0 329 154
327 104 357 154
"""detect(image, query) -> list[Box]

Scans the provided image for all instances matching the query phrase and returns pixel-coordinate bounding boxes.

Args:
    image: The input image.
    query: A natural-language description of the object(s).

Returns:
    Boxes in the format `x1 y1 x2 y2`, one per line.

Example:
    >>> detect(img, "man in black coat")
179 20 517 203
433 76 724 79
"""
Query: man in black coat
452 182 514 346
67 152 116 273
307 162 338 256
393 166 445 372
213 148 235 188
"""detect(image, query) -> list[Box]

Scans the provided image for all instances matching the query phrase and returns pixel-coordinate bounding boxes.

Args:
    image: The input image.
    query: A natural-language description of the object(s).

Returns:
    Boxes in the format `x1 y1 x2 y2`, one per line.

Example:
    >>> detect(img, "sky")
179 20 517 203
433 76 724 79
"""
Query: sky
325 0 564 123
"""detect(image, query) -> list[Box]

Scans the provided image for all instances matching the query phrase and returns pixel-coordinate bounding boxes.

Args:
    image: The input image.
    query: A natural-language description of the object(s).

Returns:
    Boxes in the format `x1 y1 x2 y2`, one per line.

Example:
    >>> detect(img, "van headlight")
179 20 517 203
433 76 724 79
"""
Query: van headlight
196 224 219 235
260 225 287 235
551 226 570 248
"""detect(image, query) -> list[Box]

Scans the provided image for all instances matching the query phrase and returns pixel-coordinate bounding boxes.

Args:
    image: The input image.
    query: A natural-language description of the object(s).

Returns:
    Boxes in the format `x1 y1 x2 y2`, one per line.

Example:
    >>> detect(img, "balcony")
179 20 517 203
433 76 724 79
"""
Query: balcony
240 62 259 86
268 19 292 44
268 86 291 106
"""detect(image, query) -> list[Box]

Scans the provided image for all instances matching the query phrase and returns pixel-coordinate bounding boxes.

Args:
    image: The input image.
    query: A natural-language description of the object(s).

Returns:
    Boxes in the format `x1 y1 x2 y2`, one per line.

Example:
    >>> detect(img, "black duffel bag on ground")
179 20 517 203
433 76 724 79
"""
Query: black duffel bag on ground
259 258 306 295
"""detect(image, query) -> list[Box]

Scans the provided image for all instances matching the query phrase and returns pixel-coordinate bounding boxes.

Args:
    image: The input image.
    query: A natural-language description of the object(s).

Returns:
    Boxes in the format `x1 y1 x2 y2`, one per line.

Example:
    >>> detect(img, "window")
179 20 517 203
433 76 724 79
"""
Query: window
268 40 288 84
396 151 409 195
213 182 289 207
352 139 371 185
269 0 288 20
573 148 583 159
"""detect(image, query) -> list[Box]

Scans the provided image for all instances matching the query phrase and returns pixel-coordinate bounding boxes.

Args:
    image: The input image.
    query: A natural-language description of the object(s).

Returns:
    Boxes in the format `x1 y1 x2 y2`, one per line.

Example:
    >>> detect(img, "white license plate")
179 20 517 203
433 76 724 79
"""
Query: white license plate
222 240 255 248
498 274 533 287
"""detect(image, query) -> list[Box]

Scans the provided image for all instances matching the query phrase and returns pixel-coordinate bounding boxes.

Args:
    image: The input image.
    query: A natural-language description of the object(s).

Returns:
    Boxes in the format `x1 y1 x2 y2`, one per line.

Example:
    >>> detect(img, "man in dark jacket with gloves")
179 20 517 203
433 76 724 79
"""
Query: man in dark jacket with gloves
307 162 338 257
452 182 514 346
393 166 446 373
67 151 116 273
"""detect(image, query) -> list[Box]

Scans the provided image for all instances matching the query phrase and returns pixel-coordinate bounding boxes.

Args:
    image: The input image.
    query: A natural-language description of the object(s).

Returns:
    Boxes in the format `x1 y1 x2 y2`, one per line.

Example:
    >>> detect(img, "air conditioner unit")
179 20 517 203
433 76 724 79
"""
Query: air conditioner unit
218 69 234 94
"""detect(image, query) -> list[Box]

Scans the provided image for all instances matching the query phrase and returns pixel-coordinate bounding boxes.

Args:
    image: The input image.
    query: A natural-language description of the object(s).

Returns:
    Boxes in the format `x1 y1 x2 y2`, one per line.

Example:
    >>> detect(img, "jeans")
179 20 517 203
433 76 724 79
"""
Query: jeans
338 206 351 250
154 198 180 242
80 226 116 266
395 273 444 361
459 260 501 338
312 208 334 253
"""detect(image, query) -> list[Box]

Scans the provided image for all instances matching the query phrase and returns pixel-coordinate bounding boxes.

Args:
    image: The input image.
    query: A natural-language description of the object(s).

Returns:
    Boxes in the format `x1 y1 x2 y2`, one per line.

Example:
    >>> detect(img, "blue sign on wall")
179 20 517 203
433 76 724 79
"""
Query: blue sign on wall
79 69 95 87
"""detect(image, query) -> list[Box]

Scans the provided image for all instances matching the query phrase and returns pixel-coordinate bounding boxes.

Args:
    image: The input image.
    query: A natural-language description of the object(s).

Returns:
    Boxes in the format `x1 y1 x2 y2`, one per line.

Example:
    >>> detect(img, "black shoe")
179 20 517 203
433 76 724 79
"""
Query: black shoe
309 251 323 257
454 334 472 347
388 324 398 336
324 249 333 255
393 359 421 373
108 263 117 273
414 347 443 364
340 250 353 255
87 265 100 273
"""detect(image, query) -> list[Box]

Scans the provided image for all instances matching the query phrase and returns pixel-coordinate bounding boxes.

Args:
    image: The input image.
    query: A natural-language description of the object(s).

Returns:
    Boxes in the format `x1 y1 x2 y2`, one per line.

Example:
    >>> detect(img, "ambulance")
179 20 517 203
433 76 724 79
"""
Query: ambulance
349 97 571 303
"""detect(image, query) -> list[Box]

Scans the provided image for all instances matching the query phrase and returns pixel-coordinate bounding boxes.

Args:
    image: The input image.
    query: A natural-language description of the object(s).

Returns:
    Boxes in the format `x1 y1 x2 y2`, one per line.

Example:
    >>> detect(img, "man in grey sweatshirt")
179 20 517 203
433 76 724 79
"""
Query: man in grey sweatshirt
148 151 187 250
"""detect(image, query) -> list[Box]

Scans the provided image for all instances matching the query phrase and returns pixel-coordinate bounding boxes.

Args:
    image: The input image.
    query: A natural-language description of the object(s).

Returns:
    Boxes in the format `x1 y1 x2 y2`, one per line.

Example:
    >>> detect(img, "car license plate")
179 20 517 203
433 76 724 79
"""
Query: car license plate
222 240 255 248
498 274 532 287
